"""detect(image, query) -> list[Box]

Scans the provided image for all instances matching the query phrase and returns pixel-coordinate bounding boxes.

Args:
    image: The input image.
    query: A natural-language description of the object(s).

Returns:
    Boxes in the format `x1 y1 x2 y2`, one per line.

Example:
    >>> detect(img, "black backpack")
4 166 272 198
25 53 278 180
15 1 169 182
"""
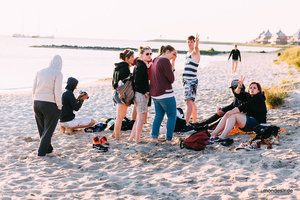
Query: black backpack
106 117 135 131
249 124 280 144
174 108 187 132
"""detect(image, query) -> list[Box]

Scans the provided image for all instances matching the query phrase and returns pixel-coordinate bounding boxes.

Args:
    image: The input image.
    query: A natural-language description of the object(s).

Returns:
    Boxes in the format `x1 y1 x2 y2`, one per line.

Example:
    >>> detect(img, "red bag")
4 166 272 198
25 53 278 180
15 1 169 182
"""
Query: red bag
180 130 210 151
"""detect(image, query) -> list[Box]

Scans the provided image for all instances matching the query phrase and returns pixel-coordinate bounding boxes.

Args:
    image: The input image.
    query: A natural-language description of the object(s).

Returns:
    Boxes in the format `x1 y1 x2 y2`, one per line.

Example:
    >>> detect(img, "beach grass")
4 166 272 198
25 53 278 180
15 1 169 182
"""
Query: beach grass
277 46 300 70
264 85 289 109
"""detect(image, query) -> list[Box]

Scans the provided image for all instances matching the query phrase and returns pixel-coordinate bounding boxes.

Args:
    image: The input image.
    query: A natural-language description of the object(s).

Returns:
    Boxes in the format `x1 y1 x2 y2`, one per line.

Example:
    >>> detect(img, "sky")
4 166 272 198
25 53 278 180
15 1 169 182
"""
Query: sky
0 0 299 42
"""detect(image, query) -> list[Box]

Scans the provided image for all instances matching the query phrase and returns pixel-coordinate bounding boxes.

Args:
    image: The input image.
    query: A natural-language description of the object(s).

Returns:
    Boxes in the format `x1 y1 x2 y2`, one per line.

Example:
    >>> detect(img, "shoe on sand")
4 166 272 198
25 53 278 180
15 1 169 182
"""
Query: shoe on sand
220 138 234 146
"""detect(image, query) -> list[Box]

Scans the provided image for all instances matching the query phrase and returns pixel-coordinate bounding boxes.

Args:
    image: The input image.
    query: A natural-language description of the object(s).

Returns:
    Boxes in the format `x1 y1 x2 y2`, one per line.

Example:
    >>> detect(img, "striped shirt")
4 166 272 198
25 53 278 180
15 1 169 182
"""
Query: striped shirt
182 52 199 80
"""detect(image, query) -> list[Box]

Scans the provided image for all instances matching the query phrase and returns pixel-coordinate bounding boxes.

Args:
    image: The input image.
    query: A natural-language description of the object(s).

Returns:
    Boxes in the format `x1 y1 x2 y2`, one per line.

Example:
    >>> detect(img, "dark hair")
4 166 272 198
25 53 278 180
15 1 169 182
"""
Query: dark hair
157 45 175 57
119 49 134 61
138 46 151 55
248 82 262 93
234 44 237 48
187 35 195 41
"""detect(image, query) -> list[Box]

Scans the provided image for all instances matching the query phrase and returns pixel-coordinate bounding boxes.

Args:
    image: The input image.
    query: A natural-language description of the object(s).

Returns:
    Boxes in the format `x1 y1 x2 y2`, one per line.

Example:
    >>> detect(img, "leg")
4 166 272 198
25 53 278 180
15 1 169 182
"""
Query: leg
131 105 137 121
112 104 128 140
219 113 246 138
191 101 197 123
135 112 146 142
129 120 137 142
37 102 60 156
151 99 165 141
34 102 45 138
144 108 148 124
185 100 193 123
197 113 221 127
160 97 177 141
210 112 231 137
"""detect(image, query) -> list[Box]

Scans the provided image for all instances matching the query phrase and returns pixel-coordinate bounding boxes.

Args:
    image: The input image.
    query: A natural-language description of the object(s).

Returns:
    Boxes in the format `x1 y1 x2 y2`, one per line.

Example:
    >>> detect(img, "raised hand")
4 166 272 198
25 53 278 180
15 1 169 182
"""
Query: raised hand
238 75 245 88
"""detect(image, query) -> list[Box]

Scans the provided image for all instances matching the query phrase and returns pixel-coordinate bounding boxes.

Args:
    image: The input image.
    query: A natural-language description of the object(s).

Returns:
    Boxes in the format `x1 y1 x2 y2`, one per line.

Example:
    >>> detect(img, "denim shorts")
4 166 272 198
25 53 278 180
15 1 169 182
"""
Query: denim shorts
241 115 259 132
232 59 238 62
113 91 124 105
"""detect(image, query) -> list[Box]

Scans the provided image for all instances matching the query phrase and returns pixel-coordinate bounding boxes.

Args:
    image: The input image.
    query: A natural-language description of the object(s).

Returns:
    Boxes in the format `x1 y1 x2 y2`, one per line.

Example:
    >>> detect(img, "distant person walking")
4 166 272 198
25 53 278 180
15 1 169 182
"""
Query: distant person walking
228 44 241 74
33 55 63 157
150 45 177 144
182 34 200 123
112 49 135 140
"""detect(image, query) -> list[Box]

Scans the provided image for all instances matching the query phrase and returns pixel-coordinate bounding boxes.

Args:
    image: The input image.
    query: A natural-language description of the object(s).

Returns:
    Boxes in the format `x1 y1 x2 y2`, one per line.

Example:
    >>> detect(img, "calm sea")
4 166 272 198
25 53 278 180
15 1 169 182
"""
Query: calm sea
0 36 279 93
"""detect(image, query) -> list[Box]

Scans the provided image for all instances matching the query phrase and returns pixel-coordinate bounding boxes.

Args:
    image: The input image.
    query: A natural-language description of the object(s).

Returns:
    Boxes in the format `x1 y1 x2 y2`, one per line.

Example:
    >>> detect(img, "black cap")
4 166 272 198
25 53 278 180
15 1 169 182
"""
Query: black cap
230 79 239 88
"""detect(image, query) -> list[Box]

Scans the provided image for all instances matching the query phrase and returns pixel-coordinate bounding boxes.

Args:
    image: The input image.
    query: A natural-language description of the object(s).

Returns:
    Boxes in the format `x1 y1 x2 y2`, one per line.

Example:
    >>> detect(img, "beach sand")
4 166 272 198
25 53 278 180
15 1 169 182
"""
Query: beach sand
0 53 299 199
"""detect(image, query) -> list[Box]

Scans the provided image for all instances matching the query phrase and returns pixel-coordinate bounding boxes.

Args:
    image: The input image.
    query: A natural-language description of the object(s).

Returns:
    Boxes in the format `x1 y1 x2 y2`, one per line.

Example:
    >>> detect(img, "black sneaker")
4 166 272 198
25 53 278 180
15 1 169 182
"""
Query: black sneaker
220 138 234 146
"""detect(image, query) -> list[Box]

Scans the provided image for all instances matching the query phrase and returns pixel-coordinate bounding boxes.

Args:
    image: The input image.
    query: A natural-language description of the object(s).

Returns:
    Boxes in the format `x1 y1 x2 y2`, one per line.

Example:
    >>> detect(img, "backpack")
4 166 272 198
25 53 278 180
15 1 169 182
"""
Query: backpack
180 130 210 151
249 124 280 145
116 76 134 106
174 108 187 132
106 117 135 131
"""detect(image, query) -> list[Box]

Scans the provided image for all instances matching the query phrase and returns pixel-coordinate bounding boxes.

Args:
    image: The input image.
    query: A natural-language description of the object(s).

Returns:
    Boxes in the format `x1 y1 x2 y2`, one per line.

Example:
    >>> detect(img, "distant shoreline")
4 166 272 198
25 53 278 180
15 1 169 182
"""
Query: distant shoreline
148 39 293 49
31 45 228 55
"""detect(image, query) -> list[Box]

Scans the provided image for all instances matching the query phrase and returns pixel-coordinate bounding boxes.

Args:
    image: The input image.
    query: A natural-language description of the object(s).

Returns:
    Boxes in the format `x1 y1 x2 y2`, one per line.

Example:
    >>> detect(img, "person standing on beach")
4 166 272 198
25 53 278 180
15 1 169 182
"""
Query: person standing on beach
228 45 241 74
129 46 151 142
59 77 95 134
131 47 153 124
150 45 177 144
182 34 200 123
33 55 63 157
112 49 135 140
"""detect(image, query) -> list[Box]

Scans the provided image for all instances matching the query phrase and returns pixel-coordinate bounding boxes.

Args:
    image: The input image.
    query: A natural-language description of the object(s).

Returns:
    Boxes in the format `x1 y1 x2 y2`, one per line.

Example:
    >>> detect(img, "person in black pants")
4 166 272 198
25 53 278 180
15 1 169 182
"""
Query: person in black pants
195 79 246 128
228 45 241 74
33 55 63 157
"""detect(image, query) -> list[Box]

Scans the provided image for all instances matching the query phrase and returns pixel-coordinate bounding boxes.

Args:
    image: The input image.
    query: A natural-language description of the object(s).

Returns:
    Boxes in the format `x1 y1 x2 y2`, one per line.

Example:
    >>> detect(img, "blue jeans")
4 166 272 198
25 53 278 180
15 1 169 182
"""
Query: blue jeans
152 97 177 141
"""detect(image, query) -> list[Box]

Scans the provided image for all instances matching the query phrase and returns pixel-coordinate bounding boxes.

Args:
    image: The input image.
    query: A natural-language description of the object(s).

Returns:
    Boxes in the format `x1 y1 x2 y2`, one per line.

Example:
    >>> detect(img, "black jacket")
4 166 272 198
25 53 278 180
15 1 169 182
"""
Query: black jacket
112 62 130 89
133 60 150 94
228 49 241 61
222 86 247 112
237 92 267 123
60 77 83 122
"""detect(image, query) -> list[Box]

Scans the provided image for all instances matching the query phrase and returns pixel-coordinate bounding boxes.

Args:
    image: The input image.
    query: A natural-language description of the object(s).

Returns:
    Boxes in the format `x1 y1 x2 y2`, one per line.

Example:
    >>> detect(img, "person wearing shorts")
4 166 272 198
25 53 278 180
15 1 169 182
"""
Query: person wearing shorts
129 46 151 143
182 34 200 123
210 76 267 146
228 45 241 74
60 77 95 134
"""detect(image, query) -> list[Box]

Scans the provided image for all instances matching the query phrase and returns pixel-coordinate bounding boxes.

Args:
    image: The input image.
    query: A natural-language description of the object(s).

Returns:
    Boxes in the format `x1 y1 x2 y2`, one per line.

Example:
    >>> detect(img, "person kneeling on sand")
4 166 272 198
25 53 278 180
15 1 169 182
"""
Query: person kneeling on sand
209 76 267 146
60 77 95 134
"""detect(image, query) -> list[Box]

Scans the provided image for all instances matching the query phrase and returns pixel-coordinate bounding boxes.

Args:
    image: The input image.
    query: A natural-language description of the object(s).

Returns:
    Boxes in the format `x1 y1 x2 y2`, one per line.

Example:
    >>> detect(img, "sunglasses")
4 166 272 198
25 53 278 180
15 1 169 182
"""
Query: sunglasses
146 52 152 56
125 50 134 56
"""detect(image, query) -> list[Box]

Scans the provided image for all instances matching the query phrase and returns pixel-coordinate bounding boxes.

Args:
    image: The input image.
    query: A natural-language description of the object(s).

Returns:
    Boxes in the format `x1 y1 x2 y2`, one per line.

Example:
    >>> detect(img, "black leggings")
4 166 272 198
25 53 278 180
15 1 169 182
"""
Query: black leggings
34 101 60 156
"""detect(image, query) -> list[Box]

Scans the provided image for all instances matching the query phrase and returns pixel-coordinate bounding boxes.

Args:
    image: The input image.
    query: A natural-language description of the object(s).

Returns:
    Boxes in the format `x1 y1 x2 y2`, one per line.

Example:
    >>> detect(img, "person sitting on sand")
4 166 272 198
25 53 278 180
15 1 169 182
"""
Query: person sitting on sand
150 45 177 144
129 46 151 143
196 79 246 128
60 77 95 134
210 76 267 146
112 49 135 140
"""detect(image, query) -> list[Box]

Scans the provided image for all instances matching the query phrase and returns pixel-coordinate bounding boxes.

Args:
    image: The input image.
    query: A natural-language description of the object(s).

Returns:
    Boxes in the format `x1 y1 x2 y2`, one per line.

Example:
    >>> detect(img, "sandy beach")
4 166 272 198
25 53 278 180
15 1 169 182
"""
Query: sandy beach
0 53 299 199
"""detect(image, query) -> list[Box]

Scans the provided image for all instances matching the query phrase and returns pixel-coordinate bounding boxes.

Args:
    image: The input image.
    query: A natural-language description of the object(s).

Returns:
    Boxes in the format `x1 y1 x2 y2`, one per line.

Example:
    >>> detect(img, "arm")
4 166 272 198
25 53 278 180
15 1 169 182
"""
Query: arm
192 34 200 62
228 50 233 60
238 50 241 61
162 59 175 83
54 73 63 109
69 92 83 111
32 73 38 98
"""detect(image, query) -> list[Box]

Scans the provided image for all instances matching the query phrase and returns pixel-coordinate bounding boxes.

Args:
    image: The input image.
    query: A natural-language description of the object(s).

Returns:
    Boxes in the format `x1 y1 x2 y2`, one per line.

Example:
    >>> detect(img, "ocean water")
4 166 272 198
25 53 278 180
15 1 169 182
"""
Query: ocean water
0 36 279 93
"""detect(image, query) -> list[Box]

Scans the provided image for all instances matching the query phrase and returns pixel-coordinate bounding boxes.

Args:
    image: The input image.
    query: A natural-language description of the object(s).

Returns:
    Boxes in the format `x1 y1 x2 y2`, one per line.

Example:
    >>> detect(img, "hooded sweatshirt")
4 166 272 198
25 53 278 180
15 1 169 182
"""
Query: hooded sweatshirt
33 55 63 109
112 62 130 89
237 92 267 123
60 77 83 122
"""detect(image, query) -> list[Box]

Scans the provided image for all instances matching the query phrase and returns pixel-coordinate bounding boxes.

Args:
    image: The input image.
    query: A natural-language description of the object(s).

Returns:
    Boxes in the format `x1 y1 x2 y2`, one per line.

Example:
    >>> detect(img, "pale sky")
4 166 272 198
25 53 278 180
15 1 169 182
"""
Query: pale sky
0 0 299 42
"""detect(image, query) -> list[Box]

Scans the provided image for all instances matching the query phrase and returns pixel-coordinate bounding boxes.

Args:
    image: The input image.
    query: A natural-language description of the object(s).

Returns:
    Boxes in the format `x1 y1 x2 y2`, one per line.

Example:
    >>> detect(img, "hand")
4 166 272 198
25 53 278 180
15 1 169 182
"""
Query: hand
238 75 245 88
195 33 199 42
145 92 149 98
216 107 224 116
